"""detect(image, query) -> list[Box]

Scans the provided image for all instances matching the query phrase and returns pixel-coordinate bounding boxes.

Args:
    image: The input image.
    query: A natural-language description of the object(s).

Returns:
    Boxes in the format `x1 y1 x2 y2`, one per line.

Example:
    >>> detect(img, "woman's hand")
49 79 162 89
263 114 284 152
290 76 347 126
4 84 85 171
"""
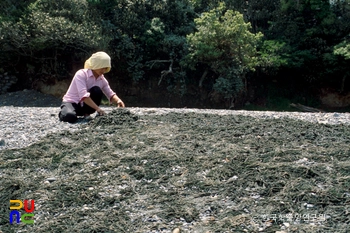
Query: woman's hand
111 95 125 108
116 99 125 108
96 108 106 116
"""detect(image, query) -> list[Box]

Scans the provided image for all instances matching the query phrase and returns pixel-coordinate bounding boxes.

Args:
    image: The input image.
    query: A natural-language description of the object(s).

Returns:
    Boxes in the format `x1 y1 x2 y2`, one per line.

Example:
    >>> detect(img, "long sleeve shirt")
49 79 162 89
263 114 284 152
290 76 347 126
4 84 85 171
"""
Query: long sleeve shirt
62 69 115 105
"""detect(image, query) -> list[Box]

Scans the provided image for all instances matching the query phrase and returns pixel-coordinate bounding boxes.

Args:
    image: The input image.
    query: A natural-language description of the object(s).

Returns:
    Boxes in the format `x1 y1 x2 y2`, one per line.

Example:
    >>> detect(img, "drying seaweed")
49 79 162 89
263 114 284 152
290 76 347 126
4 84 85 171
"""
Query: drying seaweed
1 109 349 232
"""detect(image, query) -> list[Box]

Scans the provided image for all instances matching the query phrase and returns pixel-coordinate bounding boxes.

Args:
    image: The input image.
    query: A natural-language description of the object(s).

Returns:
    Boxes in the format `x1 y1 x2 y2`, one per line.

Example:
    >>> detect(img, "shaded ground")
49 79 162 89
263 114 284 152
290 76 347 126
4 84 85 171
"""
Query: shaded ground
0 90 61 107
1 109 350 233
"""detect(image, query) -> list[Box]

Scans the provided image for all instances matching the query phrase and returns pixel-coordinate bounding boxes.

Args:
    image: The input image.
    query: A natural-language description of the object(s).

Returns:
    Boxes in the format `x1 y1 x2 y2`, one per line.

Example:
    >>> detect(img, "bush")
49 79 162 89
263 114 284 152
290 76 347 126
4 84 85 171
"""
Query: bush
0 0 110 81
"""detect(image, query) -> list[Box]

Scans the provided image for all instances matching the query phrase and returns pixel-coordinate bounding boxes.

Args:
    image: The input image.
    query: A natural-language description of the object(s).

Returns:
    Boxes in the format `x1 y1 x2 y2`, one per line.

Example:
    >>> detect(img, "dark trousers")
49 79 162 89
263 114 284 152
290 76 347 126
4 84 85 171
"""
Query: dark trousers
59 86 103 123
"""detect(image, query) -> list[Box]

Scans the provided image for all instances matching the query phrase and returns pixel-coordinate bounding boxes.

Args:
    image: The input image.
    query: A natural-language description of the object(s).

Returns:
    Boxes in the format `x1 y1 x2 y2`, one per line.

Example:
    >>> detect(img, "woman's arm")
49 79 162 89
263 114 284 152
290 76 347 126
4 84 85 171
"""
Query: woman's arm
83 97 106 115
110 94 125 107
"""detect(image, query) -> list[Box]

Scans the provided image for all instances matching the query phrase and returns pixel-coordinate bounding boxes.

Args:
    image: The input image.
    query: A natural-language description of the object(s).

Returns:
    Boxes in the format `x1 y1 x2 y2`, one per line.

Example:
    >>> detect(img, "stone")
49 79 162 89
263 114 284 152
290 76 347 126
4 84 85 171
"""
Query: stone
0 138 5 146
47 177 57 182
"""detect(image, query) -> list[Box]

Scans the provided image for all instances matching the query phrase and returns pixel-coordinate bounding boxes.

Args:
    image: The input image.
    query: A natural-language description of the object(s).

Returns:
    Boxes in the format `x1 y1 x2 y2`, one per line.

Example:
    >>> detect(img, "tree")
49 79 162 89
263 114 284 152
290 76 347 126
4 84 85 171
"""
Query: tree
266 0 349 87
185 3 262 103
87 0 195 85
0 0 109 81
334 40 350 60
257 40 290 75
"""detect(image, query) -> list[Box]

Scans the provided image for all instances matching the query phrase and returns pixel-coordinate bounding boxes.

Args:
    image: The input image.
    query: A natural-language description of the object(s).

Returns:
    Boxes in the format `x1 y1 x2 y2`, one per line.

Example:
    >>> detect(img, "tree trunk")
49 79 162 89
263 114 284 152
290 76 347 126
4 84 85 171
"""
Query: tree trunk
199 69 208 88
341 75 346 93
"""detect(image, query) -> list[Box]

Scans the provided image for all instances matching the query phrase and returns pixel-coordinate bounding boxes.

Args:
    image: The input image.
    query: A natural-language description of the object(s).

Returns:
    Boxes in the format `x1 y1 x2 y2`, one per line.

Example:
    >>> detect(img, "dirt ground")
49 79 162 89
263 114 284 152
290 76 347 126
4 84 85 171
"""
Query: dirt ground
1 108 350 233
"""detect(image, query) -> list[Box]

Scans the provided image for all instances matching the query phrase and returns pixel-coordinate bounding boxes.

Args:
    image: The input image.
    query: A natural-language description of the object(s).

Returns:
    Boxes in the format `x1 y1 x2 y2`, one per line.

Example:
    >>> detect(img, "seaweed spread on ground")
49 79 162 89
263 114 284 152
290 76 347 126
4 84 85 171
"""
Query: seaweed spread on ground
1 109 350 233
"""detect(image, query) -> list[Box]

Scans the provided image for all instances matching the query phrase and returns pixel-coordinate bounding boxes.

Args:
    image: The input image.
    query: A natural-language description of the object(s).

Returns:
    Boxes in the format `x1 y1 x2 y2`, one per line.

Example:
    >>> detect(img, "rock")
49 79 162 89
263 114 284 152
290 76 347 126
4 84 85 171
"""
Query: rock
0 138 5 146
36 79 70 99
47 177 57 182
283 222 290 227
320 88 350 108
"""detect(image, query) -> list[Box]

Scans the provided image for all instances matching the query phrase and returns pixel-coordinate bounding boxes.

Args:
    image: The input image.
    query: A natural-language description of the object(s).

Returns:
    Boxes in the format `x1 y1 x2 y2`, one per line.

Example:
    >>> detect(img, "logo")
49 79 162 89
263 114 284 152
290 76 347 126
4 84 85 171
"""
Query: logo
9 200 35 224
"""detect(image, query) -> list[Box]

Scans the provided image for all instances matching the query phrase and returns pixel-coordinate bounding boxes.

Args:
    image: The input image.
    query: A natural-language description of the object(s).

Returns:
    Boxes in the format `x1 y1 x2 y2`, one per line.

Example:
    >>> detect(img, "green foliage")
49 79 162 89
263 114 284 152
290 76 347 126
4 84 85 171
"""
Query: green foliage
84 0 195 86
334 40 350 60
186 3 263 98
258 40 289 68
0 0 349 107
0 0 34 20
141 17 166 55
25 0 107 50
213 70 245 98
0 0 109 79
264 0 349 90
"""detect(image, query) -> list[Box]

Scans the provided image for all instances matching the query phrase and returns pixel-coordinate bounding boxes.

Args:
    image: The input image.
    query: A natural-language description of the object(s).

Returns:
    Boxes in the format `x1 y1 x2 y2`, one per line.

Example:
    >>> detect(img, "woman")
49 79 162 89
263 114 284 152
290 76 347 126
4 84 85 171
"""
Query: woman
59 51 125 123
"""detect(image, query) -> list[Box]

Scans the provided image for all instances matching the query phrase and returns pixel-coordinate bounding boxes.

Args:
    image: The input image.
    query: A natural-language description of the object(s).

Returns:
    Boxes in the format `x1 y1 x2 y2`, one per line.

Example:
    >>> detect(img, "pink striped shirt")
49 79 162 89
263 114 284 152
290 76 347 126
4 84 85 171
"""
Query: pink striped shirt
63 69 115 104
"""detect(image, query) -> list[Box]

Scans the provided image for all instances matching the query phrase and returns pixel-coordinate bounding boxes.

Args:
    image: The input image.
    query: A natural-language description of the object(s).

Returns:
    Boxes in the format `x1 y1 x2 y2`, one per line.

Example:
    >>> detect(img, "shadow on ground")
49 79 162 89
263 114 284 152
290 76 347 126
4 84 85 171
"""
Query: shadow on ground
0 90 61 107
